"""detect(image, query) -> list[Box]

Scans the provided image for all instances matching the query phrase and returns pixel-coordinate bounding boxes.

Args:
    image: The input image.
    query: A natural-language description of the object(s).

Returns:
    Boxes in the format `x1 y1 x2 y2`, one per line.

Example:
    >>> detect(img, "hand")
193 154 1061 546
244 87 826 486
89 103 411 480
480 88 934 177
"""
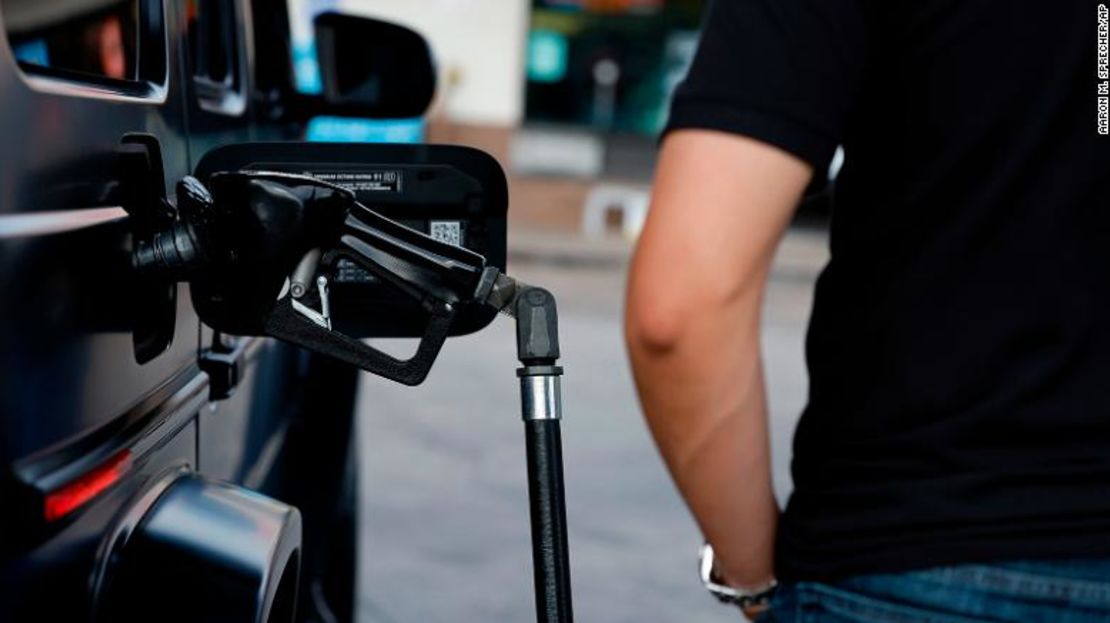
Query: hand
710 555 777 620
742 601 771 621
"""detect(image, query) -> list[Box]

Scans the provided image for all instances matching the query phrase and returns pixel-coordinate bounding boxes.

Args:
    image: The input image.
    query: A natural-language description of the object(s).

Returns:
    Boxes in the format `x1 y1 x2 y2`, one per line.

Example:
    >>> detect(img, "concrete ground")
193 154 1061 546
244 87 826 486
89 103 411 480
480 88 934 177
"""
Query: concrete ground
354 226 829 623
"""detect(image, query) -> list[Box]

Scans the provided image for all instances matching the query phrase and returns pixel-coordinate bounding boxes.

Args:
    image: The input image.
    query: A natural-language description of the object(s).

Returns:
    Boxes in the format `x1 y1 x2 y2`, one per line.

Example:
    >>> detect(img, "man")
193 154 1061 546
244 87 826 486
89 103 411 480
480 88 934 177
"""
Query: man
626 0 1110 621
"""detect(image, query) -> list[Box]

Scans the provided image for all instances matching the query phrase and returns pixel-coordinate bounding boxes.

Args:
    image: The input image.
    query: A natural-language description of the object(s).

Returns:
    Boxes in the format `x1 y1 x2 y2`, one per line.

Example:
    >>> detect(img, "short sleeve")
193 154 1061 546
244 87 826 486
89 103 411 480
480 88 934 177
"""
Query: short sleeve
664 0 868 172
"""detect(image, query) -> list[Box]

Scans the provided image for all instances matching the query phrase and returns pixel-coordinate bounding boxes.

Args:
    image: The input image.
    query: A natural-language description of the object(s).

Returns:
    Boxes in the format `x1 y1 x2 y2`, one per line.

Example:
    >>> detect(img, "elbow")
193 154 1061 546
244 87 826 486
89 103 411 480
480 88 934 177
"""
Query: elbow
625 268 762 358
624 291 690 357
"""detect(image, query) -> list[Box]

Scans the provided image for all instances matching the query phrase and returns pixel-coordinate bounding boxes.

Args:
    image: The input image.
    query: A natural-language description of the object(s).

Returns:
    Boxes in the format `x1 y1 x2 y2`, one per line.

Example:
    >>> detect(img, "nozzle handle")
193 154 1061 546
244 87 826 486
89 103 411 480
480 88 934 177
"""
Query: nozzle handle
335 203 487 307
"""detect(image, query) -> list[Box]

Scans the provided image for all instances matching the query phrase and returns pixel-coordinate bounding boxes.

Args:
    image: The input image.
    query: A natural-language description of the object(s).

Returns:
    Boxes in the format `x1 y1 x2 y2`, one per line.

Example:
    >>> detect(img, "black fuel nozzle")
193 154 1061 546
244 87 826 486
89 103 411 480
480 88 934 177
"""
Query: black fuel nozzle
133 173 355 280
263 182 490 385
133 170 490 385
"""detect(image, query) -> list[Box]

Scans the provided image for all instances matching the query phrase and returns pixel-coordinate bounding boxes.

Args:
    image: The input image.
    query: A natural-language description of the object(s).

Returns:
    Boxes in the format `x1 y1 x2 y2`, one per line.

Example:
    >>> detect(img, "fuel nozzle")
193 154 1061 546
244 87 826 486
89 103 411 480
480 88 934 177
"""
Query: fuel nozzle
131 169 559 387
133 173 355 283
131 170 492 385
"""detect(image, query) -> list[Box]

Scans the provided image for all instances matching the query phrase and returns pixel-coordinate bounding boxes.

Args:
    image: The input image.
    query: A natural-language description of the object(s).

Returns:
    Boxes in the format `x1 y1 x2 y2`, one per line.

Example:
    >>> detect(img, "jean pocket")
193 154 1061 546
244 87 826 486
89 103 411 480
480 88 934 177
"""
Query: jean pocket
793 583 998 623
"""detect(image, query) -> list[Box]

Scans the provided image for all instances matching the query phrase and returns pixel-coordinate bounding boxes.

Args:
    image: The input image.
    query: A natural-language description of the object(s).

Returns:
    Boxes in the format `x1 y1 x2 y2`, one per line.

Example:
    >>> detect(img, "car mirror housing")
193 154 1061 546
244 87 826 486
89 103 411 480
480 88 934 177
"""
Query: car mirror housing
312 12 436 119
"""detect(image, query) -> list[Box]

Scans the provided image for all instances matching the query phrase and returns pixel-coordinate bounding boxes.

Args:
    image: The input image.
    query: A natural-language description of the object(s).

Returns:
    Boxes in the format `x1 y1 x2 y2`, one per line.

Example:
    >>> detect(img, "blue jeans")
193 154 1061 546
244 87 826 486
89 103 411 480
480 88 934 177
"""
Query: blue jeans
759 559 1110 622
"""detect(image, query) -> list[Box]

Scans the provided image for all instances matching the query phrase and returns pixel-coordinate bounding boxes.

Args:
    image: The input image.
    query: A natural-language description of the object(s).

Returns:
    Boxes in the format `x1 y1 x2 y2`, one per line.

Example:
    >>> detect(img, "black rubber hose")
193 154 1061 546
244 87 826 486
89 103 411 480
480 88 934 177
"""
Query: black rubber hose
524 419 574 623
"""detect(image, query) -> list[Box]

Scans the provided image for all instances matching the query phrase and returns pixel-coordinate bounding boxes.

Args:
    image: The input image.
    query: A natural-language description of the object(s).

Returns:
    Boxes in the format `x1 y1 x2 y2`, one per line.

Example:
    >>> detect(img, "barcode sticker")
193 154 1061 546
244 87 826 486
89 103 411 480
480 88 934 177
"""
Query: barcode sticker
429 221 463 246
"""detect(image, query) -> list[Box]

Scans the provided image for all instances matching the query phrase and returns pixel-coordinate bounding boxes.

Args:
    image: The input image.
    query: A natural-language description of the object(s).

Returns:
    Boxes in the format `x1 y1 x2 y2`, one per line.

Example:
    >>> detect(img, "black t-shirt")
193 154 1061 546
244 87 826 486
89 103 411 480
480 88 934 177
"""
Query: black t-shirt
666 0 1110 580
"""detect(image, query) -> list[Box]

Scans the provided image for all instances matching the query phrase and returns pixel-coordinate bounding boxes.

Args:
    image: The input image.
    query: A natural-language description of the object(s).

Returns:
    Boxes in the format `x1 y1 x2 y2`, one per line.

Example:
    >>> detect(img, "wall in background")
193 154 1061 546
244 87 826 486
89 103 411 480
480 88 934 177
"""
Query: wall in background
336 0 530 126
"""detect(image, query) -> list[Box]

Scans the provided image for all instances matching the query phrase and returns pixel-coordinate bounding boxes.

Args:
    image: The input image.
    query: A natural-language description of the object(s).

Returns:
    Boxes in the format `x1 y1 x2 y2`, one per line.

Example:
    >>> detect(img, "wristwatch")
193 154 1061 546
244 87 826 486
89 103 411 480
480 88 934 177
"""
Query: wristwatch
698 543 778 616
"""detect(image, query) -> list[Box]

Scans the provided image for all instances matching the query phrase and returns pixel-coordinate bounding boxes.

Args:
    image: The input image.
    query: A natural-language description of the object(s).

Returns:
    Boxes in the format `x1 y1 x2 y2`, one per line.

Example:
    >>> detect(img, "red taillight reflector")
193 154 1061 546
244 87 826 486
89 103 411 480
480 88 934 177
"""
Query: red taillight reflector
44 450 132 522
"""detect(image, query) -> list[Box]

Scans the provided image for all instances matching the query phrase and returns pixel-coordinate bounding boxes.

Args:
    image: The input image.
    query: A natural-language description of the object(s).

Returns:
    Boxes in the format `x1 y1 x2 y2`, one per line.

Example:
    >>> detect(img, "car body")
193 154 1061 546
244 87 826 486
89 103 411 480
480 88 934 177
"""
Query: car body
0 1 364 620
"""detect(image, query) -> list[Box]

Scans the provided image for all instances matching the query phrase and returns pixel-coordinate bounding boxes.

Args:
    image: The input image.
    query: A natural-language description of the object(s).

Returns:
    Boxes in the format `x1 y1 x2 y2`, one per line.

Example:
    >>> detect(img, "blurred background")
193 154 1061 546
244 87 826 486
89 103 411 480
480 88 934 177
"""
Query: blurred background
286 1 830 621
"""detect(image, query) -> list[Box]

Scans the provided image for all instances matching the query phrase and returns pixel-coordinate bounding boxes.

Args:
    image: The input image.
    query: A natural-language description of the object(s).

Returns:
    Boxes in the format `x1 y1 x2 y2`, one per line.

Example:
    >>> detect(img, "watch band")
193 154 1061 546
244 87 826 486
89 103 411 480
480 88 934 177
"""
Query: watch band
698 543 778 611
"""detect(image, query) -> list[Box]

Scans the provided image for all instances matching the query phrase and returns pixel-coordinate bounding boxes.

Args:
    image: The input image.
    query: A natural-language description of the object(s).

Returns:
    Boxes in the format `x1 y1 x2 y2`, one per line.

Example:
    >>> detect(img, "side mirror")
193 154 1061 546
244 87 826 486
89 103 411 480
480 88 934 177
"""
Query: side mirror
313 12 436 119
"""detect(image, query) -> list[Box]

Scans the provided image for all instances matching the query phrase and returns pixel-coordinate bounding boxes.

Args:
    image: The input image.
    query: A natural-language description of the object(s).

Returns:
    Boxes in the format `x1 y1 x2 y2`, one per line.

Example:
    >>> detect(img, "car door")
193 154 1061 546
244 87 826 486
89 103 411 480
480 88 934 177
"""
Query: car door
0 0 199 471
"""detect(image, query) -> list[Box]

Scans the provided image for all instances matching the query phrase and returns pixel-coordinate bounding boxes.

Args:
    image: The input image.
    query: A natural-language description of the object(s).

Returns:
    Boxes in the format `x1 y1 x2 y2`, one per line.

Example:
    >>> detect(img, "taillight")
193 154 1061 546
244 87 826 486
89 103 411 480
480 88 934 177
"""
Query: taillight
44 449 132 522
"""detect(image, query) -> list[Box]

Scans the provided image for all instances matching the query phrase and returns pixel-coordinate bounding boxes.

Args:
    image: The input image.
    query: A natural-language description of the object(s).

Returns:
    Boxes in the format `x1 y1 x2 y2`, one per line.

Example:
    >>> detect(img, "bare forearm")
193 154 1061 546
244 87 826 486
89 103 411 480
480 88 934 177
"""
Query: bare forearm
625 130 811 587
626 292 777 586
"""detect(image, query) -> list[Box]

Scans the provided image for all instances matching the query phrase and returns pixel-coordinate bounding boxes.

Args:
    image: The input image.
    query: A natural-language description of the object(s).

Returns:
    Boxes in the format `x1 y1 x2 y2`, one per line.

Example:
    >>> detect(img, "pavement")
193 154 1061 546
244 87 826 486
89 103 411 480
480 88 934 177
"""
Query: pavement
354 225 830 623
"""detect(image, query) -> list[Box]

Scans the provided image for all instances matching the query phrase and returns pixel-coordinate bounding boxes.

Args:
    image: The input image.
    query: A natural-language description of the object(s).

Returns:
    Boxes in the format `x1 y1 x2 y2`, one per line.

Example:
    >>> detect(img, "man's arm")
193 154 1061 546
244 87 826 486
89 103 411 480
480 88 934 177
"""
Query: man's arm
625 129 813 588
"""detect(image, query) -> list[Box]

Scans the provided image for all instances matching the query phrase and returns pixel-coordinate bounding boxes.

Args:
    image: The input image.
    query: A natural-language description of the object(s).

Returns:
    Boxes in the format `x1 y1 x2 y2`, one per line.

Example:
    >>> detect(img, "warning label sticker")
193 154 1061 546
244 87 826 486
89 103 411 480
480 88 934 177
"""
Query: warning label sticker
308 170 402 193
334 258 376 283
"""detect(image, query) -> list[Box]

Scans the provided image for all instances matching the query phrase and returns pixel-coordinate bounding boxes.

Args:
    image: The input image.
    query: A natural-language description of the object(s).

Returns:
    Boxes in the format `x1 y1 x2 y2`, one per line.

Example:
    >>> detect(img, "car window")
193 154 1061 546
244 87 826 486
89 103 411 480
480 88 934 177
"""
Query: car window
4 0 143 82
2 0 167 101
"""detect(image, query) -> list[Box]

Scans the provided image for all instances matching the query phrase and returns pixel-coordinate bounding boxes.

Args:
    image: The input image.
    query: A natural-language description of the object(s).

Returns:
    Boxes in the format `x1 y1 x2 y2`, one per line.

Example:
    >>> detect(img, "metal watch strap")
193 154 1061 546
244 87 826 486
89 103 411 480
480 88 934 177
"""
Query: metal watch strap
698 543 778 611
